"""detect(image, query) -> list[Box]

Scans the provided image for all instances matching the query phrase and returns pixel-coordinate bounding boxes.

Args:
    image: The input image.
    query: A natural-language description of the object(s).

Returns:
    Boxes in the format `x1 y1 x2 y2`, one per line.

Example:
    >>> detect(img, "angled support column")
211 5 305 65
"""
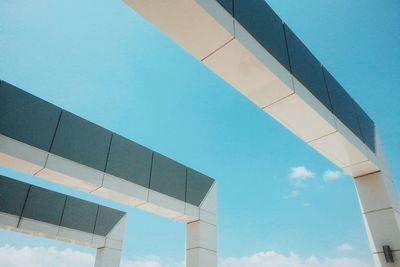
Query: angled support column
354 171 400 266
186 182 217 267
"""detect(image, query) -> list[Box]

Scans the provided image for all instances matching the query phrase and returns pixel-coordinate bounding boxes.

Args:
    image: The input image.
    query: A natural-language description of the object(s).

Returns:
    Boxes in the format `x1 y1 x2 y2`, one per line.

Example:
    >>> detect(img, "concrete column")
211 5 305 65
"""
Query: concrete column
186 183 218 267
94 214 127 267
95 247 122 267
354 171 400 266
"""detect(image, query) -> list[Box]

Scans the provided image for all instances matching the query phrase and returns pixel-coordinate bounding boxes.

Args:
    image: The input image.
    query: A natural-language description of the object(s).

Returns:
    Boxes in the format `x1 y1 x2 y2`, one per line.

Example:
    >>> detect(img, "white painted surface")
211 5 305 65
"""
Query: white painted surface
0 134 47 175
123 0 234 60
94 247 122 267
37 154 103 192
93 174 148 207
186 247 217 267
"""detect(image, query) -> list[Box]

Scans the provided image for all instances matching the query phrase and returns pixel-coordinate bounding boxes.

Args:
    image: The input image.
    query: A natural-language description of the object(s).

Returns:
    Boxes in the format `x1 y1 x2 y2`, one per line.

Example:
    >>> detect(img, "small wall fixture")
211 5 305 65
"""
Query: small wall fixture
383 245 394 263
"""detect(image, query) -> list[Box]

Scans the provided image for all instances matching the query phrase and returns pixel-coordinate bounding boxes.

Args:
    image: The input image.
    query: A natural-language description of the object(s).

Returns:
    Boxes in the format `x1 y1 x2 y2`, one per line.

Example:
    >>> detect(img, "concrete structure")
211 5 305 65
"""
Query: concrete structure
0 1 397 266
0 81 217 267
0 175 126 267
120 1 399 266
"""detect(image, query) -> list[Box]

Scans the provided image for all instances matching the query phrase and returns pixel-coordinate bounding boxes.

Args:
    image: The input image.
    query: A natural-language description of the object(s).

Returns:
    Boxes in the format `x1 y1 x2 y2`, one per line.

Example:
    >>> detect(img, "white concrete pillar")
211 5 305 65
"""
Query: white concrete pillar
186 183 217 267
354 171 400 266
94 214 127 267
95 247 122 267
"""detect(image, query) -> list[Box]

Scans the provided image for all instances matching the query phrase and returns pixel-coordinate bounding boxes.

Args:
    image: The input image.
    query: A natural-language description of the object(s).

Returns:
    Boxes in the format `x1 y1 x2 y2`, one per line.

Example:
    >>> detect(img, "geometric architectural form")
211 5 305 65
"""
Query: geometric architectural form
0 80 217 266
0 175 127 267
122 1 398 266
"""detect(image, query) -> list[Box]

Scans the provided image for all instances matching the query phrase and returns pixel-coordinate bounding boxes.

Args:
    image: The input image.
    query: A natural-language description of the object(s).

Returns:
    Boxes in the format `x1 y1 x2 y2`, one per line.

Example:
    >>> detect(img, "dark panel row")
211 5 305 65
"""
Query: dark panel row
214 0 376 152
0 81 215 206
233 0 290 70
0 81 61 151
0 175 125 235
284 25 332 110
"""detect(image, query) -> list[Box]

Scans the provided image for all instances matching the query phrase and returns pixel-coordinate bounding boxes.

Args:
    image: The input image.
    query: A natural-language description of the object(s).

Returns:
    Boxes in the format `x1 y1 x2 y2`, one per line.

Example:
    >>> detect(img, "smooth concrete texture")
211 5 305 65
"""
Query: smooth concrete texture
0 134 48 175
354 172 400 266
94 173 149 207
203 22 294 109
95 247 122 267
37 153 104 192
123 0 234 60
308 118 374 171
264 77 336 143
186 182 217 267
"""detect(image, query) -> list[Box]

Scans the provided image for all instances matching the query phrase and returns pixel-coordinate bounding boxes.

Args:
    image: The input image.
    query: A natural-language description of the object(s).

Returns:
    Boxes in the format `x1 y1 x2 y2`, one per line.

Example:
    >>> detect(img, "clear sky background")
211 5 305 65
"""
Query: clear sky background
0 0 399 266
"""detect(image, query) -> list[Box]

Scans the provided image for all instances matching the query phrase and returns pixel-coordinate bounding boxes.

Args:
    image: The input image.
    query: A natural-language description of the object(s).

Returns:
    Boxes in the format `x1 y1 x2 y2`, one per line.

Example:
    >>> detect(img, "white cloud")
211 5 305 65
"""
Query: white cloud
337 243 354 252
323 170 343 181
289 166 314 187
0 245 370 267
0 245 182 267
219 251 369 267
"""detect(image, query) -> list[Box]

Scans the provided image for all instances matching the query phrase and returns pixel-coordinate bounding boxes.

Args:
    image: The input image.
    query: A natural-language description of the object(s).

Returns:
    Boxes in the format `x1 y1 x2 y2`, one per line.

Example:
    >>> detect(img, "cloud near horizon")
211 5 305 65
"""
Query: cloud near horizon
0 245 371 267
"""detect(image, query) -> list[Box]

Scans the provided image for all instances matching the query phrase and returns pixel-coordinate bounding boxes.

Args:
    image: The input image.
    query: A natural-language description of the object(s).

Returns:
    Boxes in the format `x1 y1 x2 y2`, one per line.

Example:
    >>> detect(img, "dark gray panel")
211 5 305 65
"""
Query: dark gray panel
234 0 290 70
323 68 363 140
22 186 66 225
150 153 186 201
284 25 332 110
352 101 376 152
0 81 62 151
0 176 30 216
186 169 214 206
60 197 98 233
51 111 112 171
94 206 125 236
106 134 152 187
217 0 233 15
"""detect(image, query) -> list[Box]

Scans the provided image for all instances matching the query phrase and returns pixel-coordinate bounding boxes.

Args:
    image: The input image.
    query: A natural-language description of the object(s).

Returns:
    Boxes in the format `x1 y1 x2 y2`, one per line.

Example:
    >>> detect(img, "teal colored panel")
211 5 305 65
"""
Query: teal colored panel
150 153 186 201
0 81 61 151
94 206 125 236
51 111 112 171
22 186 66 225
353 101 376 152
186 169 214 206
234 0 290 70
323 67 363 140
0 176 30 216
60 197 98 233
106 134 152 187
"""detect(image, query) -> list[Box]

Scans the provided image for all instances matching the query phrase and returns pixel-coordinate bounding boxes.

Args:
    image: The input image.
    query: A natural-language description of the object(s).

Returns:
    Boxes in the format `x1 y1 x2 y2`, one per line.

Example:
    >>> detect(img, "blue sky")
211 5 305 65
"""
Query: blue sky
0 0 399 266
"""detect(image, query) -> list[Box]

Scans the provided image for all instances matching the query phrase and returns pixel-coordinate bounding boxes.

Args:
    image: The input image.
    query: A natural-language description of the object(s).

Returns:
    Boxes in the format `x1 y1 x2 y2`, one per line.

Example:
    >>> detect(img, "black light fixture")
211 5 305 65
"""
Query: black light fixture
383 245 394 263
